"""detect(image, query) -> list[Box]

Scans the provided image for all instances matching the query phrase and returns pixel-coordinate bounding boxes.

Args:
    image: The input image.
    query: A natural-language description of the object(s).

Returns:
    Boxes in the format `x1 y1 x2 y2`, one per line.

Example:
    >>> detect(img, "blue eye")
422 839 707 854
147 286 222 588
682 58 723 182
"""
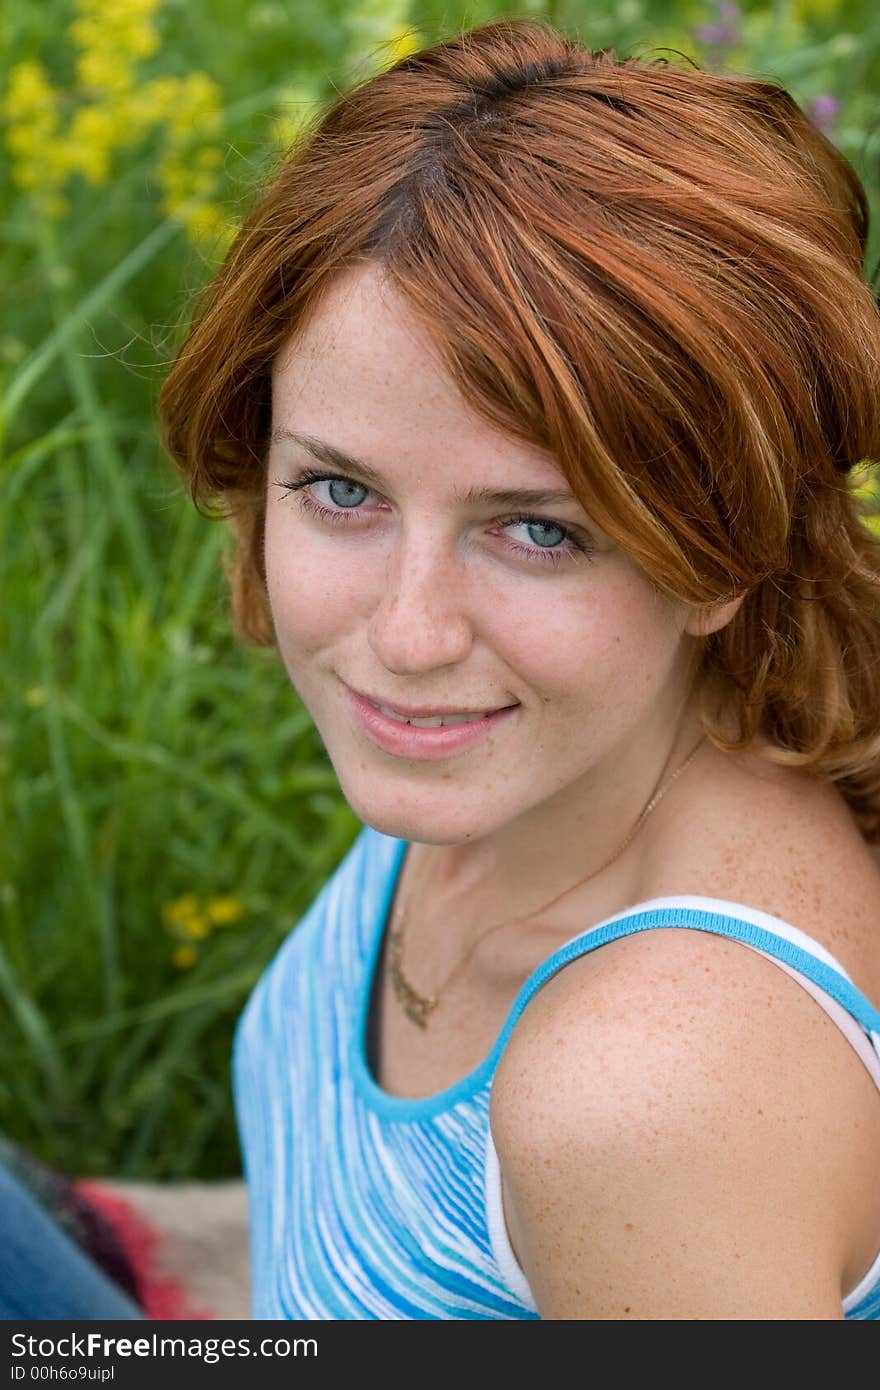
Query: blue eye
273 469 595 568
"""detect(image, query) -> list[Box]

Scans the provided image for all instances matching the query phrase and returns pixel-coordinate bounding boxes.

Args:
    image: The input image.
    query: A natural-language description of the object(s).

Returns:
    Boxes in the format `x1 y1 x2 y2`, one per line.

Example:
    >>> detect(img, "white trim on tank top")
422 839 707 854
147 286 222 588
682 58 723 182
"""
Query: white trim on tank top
483 892 880 1316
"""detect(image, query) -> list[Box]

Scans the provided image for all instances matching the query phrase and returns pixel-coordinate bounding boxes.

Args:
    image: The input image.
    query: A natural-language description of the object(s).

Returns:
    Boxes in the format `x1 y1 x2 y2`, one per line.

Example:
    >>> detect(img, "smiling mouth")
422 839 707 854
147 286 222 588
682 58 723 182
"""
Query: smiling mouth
367 700 499 728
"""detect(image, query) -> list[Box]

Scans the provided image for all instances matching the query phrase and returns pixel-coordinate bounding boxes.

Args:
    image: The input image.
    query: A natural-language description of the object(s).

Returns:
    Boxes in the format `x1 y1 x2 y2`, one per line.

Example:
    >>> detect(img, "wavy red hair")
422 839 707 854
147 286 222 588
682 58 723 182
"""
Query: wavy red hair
158 17 880 842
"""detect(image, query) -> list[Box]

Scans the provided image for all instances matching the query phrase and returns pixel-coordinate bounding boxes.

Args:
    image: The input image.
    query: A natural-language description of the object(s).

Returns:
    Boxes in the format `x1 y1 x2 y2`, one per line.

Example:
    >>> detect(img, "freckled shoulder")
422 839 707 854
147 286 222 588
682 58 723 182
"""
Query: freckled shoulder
488 923 878 1317
633 743 880 1006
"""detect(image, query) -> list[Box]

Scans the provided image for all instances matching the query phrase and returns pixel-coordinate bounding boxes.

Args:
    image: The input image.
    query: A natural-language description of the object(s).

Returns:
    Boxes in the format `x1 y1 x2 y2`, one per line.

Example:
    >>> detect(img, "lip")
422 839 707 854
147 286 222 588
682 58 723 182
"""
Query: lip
349 686 510 719
344 685 518 761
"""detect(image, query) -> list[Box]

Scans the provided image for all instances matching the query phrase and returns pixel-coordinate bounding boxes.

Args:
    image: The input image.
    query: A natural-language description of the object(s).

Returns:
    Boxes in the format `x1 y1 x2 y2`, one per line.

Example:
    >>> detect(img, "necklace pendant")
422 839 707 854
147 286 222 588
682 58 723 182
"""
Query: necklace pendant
388 929 437 1028
403 996 435 1029
395 972 437 1028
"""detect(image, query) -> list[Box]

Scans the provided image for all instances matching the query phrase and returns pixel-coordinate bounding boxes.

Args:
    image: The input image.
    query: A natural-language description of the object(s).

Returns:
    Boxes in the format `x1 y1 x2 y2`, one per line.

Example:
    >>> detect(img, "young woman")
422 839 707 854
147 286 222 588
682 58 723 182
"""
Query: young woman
158 18 880 1319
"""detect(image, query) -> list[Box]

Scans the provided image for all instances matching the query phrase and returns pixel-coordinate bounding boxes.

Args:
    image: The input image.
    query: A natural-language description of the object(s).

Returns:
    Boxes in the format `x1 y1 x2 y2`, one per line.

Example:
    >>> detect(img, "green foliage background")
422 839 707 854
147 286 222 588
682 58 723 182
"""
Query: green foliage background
2 0 879 1180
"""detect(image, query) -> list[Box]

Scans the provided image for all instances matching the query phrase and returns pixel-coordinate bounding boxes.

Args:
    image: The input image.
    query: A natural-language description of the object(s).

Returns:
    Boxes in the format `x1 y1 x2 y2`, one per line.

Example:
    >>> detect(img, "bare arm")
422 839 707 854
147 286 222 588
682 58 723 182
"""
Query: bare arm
489 927 876 1319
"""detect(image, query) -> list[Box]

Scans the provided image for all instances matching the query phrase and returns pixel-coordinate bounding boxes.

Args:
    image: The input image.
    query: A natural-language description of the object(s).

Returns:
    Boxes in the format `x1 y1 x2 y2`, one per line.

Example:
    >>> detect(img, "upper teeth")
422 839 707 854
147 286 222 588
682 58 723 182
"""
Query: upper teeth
373 702 488 728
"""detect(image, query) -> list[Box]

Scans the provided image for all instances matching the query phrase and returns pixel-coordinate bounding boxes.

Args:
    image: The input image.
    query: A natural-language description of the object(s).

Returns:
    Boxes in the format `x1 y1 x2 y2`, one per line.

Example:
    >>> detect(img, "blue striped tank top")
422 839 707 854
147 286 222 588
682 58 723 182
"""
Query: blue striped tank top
232 823 880 1319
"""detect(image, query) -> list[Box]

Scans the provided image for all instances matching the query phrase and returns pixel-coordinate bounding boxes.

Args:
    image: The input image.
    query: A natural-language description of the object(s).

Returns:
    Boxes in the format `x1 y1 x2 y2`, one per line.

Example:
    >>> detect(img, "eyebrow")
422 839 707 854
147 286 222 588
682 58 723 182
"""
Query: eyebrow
270 428 580 509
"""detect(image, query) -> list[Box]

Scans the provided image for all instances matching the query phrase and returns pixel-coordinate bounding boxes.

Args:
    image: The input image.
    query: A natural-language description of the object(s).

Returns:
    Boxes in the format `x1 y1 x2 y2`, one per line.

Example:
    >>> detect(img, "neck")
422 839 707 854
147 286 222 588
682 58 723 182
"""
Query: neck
399 704 708 948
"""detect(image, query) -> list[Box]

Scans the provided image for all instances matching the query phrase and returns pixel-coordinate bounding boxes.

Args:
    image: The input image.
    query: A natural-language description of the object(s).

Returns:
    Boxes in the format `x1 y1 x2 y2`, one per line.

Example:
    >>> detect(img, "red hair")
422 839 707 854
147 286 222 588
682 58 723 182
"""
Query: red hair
158 17 880 842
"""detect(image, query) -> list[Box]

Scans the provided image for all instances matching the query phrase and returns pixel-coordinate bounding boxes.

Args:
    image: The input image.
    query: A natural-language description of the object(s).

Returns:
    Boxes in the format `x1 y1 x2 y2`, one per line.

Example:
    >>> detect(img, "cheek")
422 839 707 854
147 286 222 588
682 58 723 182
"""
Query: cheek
264 510 359 654
490 569 678 706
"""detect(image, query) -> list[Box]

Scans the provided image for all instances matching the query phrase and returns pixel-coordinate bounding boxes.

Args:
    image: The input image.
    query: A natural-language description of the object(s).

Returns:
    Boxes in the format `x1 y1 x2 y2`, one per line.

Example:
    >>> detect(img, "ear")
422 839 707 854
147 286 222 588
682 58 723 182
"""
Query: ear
683 593 747 639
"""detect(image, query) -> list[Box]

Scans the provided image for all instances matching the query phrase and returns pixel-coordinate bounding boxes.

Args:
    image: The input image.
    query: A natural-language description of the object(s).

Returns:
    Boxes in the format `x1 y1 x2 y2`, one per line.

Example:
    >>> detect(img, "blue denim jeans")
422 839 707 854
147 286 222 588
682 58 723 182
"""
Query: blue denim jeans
0 1162 145 1320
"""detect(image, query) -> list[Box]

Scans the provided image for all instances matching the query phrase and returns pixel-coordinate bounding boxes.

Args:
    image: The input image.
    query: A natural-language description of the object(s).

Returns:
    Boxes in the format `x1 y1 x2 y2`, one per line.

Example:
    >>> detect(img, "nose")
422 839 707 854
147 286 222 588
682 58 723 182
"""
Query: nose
367 526 475 675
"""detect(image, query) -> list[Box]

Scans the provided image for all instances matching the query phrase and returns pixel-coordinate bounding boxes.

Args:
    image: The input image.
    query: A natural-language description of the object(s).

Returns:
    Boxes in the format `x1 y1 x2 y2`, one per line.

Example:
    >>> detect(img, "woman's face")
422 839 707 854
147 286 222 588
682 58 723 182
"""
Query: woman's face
265 262 704 856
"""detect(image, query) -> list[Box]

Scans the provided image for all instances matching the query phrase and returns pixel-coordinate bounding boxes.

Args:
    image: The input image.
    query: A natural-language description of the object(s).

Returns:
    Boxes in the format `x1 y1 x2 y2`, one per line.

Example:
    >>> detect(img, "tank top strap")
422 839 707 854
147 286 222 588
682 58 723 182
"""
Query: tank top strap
492 896 880 1058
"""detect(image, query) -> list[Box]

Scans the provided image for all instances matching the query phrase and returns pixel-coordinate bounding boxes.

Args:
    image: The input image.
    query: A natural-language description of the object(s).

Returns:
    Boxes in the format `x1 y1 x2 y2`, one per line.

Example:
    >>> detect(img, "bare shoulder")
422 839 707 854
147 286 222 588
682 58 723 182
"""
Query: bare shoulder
490 922 880 1317
637 742 880 1006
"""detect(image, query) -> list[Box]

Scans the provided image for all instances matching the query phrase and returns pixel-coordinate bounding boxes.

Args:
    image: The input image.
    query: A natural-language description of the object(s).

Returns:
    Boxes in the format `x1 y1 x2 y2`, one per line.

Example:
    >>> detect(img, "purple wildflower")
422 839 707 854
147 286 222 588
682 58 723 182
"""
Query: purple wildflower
693 0 743 52
807 94 840 135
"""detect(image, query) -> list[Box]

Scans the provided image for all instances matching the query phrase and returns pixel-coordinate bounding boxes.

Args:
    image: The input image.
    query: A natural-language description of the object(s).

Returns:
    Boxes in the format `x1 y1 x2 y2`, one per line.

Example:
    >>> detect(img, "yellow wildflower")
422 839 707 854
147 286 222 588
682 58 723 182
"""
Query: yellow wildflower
24 688 48 707
4 2 226 245
2 58 58 126
162 892 212 940
791 0 842 18
2 60 65 204
42 139 79 186
853 460 879 479
165 72 222 145
70 0 161 95
271 114 303 148
343 0 419 62
161 893 201 929
136 77 187 126
65 105 123 183
851 462 880 538
179 916 211 940
150 71 226 242
75 48 135 97
379 25 423 69
171 944 198 971
205 896 245 927
181 204 238 253
851 462 879 499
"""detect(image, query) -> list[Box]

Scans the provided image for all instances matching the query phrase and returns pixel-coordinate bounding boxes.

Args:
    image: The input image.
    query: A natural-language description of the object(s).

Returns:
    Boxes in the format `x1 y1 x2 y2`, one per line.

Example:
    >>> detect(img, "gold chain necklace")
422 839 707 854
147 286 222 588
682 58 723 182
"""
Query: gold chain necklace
387 733 707 1028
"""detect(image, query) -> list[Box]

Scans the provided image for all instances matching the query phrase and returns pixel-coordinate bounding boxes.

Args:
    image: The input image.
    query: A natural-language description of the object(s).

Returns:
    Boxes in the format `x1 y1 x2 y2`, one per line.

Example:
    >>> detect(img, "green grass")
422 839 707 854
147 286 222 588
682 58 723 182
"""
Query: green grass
2 0 880 1179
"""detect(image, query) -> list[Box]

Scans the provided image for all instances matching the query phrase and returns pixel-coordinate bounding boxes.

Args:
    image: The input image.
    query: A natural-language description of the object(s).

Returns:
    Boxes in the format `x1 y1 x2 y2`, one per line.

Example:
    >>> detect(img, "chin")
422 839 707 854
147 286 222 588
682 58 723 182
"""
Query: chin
338 779 486 847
